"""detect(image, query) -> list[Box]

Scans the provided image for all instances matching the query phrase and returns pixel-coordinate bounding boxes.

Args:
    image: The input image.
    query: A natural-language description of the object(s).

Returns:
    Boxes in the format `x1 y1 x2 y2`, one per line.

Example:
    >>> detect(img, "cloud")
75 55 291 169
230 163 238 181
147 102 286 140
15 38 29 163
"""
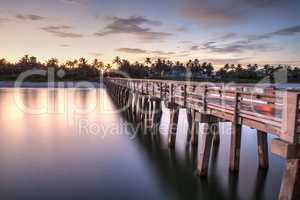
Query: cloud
16 14 44 21
191 25 300 54
150 50 176 56
208 41 272 53
217 33 238 41
60 44 70 47
116 48 176 55
180 0 239 25
179 0 295 25
0 18 9 24
116 48 148 54
251 25 300 40
41 25 83 38
175 53 191 57
94 16 173 41
194 40 276 54
89 52 103 56
176 27 189 32
190 45 201 51
61 0 90 5
179 41 193 44
199 58 248 65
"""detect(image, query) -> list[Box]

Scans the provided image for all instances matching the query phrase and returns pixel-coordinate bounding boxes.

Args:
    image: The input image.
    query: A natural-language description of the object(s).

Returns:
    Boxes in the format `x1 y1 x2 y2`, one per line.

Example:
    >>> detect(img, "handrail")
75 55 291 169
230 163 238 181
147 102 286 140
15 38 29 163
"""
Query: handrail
105 77 300 143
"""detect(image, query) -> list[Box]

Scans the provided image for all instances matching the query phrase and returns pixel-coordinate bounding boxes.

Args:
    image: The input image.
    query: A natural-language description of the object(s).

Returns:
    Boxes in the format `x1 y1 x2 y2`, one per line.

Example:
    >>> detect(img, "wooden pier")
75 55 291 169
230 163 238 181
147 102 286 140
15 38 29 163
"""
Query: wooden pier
104 77 300 200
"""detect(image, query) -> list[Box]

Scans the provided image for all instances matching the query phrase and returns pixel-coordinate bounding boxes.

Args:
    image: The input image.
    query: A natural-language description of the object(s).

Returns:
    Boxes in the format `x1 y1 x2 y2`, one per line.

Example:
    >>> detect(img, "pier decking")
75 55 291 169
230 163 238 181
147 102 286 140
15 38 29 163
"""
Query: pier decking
104 77 300 200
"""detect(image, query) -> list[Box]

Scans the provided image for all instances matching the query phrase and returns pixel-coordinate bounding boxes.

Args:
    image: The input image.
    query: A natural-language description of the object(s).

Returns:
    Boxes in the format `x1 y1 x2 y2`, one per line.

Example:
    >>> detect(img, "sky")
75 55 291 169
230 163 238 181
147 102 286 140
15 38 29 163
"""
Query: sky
0 0 300 66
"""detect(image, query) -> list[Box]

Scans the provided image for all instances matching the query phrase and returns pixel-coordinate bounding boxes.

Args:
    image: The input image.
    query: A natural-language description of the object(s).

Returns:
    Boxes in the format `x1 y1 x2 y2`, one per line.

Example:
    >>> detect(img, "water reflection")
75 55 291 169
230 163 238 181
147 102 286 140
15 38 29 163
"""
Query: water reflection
124 104 284 200
0 88 284 200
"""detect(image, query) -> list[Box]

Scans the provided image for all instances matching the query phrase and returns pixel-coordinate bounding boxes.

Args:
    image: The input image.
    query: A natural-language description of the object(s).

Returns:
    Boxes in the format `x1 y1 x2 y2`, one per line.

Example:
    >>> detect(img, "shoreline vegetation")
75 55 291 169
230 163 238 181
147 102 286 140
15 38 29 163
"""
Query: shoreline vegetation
1 55 300 83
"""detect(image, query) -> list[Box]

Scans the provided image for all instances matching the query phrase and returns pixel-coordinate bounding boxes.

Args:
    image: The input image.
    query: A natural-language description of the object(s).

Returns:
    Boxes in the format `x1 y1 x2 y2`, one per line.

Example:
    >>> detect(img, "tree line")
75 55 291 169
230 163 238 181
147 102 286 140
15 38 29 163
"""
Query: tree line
0 55 299 83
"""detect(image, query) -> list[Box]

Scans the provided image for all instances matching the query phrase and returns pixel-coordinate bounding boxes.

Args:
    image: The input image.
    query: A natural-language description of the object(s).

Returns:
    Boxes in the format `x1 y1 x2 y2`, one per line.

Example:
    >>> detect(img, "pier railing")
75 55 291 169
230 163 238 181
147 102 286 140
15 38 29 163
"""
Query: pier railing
106 77 300 144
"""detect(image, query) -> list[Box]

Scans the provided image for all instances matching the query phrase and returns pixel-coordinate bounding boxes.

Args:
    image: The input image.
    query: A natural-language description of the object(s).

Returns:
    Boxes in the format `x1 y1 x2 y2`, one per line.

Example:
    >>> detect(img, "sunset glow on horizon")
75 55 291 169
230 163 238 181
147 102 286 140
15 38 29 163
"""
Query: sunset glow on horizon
1 0 300 66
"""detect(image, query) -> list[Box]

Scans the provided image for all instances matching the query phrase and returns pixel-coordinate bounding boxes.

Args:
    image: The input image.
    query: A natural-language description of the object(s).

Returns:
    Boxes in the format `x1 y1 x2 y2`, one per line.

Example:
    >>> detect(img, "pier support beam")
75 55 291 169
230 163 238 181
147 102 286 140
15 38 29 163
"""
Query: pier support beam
197 123 216 177
186 108 192 143
151 99 162 134
142 96 152 133
187 108 199 146
212 122 220 146
168 106 179 148
136 94 143 122
132 93 139 122
279 159 300 200
257 130 269 169
271 139 300 200
190 110 199 146
229 122 242 172
127 91 134 121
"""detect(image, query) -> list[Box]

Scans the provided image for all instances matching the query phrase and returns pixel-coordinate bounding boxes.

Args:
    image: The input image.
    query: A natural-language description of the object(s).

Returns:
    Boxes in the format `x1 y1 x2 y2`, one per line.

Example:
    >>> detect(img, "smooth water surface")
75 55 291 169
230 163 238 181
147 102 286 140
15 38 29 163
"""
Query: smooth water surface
0 88 284 199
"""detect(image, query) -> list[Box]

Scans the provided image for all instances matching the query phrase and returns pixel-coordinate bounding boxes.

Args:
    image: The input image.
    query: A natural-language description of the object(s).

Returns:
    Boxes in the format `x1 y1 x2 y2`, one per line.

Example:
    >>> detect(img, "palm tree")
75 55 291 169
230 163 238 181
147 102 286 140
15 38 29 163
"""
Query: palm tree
47 58 59 68
224 64 230 72
79 57 87 66
92 59 104 71
236 64 243 72
193 59 200 68
0 58 7 66
186 59 193 68
166 60 173 68
145 57 151 66
19 55 30 65
105 64 112 72
66 60 75 69
205 63 214 76
113 56 122 66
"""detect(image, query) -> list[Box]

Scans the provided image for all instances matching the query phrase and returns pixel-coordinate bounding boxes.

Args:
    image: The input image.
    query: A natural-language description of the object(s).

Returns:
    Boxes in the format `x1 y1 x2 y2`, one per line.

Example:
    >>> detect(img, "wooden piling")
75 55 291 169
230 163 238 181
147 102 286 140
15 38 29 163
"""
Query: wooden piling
132 93 138 122
229 92 242 172
279 159 300 200
168 106 179 148
152 99 162 134
213 122 220 146
136 94 143 122
197 123 214 177
257 130 269 169
186 108 193 143
142 96 151 132
191 110 199 146
191 121 199 146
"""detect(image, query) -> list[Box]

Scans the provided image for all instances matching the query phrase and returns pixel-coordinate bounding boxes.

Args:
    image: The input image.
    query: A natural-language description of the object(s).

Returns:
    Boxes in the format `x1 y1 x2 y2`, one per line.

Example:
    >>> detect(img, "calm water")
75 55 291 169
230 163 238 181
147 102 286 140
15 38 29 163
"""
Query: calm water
0 87 284 200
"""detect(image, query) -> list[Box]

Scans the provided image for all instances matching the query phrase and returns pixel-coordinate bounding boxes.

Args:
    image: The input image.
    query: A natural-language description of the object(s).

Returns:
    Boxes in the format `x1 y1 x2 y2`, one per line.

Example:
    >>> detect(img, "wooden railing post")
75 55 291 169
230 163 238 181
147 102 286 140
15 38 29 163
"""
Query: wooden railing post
183 85 187 107
191 110 199 146
229 91 242 172
197 122 214 177
168 105 179 148
281 91 300 144
146 81 149 94
152 82 155 96
203 85 208 112
160 82 163 98
276 91 300 200
257 130 269 169
170 83 174 104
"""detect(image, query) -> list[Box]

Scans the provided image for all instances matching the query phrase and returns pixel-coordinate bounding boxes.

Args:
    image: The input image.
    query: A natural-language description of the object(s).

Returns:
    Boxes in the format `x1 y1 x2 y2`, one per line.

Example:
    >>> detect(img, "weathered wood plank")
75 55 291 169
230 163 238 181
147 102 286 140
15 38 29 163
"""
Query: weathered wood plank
257 131 269 169
229 92 242 172
271 139 300 159
279 159 300 200
197 123 214 177
168 106 179 148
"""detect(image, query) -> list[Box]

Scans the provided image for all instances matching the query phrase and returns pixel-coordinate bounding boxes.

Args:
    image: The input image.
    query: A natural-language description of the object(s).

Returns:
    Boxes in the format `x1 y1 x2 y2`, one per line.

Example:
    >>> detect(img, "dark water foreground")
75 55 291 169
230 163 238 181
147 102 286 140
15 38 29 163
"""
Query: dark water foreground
0 88 284 200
